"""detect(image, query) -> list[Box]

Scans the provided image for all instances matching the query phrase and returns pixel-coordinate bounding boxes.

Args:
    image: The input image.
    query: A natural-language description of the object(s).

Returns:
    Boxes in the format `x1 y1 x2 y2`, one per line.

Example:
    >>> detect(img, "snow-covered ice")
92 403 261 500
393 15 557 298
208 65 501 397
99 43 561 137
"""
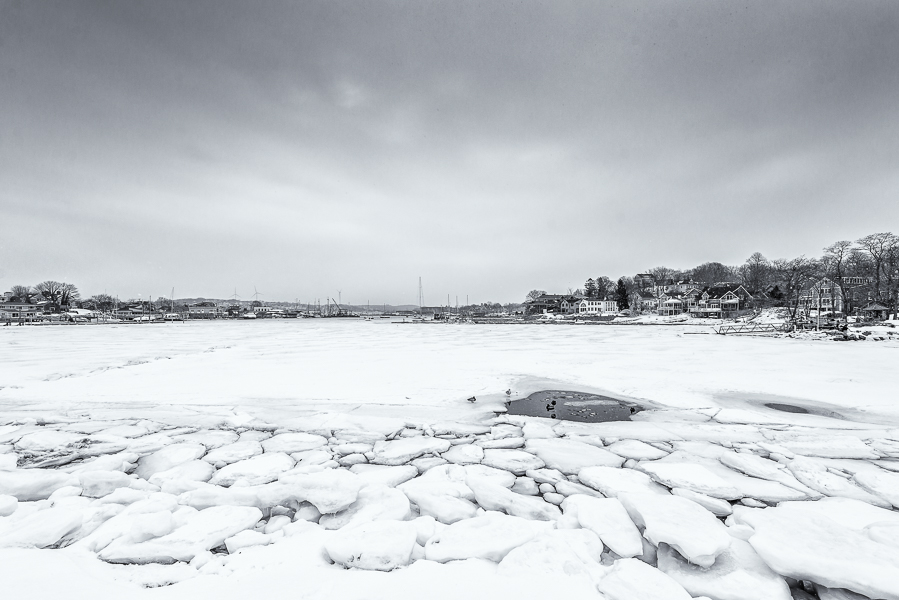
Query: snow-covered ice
2 320 899 599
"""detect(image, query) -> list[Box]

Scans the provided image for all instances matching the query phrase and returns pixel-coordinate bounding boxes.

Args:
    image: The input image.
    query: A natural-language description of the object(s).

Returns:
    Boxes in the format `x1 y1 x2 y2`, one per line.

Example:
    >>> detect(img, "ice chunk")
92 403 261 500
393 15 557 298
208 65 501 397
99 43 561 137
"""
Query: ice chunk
777 436 879 460
147 460 215 487
278 468 362 513
260 432 327 454
14 430 87 453
579 466 669 498
719 451 817 494
441 443 484 465
325 519 418 571
224 529 275 553
511 477 539 495
481 449 545 475
172 430 238 449
497 529 603 582
0 468 79 501
619 492 731 568
554 480 605 498
774 496 899 531
525 438 624 474
606 440 669 461
477 437 526 449
670 488 733 517
332 443 373 456
0 506 83 548
526 468 567 485
350 464 418 488
98 505 262 563
788 458 891 507
135 443 206 480
62 451 139 474
130 511 175 542
209 452 295 486
595 557 692 600
735 503 899 600
815 586 872 600
398 473 478 524
659 538 791 600
521 421 557 439
424 511 552 563
466 475 561 521
561 494 643 557
852 468 899 508
0 454 18 470
462 464 516 488
78 470 141 498
0 494 17 516
319 484 411 529
639 462 742 500
370 437 452 466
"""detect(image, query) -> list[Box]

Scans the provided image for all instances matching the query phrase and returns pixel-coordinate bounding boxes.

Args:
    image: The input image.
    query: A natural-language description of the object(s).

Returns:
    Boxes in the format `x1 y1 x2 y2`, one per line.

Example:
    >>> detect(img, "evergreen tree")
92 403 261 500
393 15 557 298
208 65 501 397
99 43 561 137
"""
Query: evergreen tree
584 278 597 298
615 278 630 309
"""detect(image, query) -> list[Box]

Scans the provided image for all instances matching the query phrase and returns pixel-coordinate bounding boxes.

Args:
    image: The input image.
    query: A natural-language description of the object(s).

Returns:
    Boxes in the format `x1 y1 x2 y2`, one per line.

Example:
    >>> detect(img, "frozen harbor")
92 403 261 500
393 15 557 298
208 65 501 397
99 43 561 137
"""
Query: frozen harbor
2 320 899 599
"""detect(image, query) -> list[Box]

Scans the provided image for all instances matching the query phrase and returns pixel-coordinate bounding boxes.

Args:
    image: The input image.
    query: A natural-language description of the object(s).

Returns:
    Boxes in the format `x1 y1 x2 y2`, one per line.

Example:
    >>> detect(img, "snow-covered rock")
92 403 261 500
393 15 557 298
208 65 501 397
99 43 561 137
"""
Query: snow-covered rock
98 506 263 563
481 449 545 475
424 511 552 563
595 557 692 600
135 443 206 480
325 519 418 571
579 465 669 498
441 443 484 465
319 484 411 529
466 476 561 521
619 492 732 568
735 503 899 600
0 469 79 501
260 432 327 454
208 452 295 486
658 538 792 600
525 438 624 474
561 495 643 557
370 437 451 466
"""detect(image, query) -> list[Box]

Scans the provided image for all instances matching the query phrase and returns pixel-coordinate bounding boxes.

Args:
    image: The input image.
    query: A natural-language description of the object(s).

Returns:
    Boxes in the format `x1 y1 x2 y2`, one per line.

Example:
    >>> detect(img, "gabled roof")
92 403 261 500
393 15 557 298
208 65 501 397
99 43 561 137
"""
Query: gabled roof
704 284 748 299
861 302 890 311
636 290 655 299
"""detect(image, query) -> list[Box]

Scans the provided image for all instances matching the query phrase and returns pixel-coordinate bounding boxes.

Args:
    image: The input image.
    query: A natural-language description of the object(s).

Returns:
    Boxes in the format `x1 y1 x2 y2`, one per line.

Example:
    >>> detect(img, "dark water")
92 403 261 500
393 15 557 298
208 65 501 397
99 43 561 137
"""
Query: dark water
506 390 644 422
764 403 809 414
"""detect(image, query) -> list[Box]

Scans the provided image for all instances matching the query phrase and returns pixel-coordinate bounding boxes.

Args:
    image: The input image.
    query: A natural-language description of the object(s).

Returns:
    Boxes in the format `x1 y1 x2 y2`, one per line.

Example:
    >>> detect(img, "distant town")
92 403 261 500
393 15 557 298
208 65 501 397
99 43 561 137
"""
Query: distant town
2 231 896 325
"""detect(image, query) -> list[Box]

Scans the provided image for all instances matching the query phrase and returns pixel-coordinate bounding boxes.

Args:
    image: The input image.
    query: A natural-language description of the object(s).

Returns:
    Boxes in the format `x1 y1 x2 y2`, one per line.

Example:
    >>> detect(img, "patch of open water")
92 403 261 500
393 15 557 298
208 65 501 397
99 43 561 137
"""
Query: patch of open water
506 390 644 422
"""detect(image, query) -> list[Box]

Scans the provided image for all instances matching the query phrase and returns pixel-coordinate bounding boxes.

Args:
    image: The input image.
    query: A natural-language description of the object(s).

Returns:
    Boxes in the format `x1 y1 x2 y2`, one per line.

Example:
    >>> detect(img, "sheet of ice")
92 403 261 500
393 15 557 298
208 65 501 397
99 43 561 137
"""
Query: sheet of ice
78 470 148 498
775 436 879 460
852 468 899 508
98 505 262 564
480 449 545 475
349 464 418 488
14 430 90 453
496 529 603 585
0 468 79 501
774 497 899 531
148 460 215 487
657 538 792 600
670 488 733 516
201 441 262 466
595 557 692 600
397 471 478 524
172 430 238 449
735 503 899 600
0 506 83 548
277 469 362 513
579 465 670 497
208 452 295 486
524 438 624 474
370 437 452 466
521 421 557 440
638 462 742 499
619 492 732 568
0 494 17 516
135 444 207 480
441 443 484 465
325 519 418 571
606 440 669 461
718 450 817 494
424 511 552 563
319 484 411 529
787 458 891 507
224 529 275 554
260 432 327 454
561 495 643 557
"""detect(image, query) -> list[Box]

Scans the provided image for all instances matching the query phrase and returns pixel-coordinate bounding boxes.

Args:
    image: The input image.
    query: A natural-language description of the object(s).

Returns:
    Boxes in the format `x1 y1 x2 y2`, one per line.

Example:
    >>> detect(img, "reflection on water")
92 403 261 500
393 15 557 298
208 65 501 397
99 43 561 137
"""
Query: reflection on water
506 390 643 422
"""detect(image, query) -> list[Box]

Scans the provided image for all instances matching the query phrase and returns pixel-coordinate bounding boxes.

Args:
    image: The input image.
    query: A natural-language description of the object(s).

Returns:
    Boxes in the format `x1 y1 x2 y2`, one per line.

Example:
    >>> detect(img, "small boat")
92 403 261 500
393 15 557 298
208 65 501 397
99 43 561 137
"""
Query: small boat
241 312 257 319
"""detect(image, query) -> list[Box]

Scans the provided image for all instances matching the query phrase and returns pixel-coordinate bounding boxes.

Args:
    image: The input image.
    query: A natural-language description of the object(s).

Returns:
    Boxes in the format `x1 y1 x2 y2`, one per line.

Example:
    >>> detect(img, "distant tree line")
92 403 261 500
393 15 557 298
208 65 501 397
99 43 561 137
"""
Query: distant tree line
526 231 899 317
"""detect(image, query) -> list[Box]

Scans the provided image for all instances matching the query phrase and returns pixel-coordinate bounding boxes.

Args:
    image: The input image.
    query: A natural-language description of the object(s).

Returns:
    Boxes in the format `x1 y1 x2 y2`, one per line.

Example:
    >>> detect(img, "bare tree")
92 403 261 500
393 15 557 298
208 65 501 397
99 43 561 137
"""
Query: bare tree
690 262 737 287
822 241 853 317
739 252 771 294
855 232 898 302
9 285 35 303
525 290 547 302
648 266 675 285
34 281 80 308
772 257 822 320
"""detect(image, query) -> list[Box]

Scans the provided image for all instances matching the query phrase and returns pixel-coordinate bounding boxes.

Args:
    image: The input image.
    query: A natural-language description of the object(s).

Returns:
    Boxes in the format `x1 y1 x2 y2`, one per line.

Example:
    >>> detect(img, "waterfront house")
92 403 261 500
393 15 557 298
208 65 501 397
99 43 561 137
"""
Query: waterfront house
570 298 619 315
689 284 752 318
797 278 844 315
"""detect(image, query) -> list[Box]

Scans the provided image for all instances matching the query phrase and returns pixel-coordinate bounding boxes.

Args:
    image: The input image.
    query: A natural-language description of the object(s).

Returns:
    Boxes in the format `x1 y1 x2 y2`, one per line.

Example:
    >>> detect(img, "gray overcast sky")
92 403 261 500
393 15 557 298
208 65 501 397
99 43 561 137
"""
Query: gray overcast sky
1 1 898 304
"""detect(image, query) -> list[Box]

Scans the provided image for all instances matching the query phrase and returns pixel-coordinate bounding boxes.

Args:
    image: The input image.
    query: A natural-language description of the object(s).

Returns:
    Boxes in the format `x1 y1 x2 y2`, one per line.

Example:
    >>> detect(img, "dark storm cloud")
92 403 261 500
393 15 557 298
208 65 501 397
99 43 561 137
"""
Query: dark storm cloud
1 1 897 302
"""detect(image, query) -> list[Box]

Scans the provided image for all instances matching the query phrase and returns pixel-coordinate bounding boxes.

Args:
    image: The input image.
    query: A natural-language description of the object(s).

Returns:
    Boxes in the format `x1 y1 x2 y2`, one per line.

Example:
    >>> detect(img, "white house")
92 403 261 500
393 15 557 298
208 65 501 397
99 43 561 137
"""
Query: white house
570 299 619 315
798 278 844 315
